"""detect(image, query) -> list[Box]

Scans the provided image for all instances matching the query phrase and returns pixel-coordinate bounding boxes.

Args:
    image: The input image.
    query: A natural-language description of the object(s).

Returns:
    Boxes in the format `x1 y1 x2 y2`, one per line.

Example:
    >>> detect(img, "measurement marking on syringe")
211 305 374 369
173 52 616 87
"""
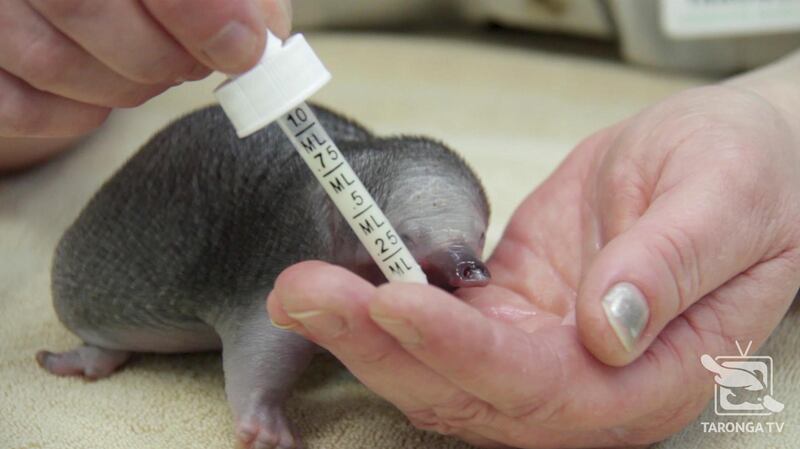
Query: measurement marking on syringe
352 204 373 219
293 122 316 137
215 30 428 284
276 102 428 284
322 162 344 177
381 247 402 262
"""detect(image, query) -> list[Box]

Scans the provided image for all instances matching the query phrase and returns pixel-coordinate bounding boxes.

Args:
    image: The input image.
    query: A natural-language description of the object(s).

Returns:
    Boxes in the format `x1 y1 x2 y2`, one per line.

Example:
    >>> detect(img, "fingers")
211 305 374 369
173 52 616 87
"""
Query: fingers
267 261 464 412
0 0 170 109
0 69 110 137
367 282 566 414
267 262 596 443
267 262 713 445
26 0 203 85
577 168 780 366
268 261 565 414
142 0 280 74
268 261 566 414
0 0 291 138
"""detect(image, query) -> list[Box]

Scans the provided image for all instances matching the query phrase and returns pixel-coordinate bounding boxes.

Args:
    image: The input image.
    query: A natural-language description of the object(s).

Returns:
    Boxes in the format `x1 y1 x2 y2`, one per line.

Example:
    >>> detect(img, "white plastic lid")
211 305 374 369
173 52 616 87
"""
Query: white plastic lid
214 31 331 138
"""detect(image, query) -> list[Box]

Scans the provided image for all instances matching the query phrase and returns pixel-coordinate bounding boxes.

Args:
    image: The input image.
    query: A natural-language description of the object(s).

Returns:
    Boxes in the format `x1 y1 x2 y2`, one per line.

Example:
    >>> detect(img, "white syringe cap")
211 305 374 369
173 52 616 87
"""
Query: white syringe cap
214 31 331 138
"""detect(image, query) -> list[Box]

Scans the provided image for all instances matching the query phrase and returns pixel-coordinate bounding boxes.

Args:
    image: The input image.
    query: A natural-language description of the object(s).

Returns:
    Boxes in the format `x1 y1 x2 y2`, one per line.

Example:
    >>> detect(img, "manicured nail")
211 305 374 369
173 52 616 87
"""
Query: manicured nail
201 21 259 72
601 282 649 352
287 310 346 338
371 314 422 346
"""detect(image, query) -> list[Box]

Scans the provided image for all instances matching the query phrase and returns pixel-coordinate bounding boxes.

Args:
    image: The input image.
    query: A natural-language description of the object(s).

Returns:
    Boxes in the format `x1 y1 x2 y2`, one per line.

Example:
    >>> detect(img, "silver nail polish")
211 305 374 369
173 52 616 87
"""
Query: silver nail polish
601 282 649 352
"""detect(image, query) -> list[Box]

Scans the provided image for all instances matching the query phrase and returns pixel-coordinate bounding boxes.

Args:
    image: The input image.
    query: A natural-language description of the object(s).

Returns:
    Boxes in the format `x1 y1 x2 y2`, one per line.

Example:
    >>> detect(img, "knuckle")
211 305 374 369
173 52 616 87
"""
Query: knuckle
682 299 733 352
603 161 651 210
647 225 702 314
16 31 78 92
433 395 496 430
403 395 495 435
350 340 393 365
404 409 455 435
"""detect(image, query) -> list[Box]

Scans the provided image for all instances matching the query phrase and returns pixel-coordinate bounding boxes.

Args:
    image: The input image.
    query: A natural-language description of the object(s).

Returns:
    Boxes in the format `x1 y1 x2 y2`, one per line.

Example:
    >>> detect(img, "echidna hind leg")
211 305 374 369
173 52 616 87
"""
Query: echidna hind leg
36 344 131 380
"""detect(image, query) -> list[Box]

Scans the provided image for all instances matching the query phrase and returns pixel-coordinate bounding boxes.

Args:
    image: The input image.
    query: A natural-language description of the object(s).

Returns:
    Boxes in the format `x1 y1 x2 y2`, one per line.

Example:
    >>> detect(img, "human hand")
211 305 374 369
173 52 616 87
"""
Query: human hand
0 0 291 139
266 84 800 447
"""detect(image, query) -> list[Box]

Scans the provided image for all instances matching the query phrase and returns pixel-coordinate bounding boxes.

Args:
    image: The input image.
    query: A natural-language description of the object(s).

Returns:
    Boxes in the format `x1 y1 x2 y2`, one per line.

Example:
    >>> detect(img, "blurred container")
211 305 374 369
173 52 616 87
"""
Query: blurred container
293 0 800 75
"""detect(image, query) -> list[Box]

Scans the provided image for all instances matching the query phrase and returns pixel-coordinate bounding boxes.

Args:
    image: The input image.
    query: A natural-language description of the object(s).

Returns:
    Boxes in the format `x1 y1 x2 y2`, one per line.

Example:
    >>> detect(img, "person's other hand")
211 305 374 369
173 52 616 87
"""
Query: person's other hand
0 0 290 141
266 84 800 447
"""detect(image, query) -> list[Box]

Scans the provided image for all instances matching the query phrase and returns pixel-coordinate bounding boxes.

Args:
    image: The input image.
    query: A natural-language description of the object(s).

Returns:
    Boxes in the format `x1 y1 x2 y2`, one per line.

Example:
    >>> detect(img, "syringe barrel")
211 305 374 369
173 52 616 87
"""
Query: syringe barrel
277 102 428 284
215 31 427 284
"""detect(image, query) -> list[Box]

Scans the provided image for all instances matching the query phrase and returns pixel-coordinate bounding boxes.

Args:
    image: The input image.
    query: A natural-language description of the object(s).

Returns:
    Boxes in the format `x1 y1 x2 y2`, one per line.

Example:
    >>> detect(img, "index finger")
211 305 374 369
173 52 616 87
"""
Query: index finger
27 0 200 84
368 282 708 434
369 283 569 415
267 262 466 413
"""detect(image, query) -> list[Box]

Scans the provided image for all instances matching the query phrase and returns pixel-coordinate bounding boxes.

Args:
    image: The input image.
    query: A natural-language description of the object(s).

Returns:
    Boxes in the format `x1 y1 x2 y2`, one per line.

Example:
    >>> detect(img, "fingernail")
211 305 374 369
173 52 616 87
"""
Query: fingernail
601 282 649 352
269 317 298 330
371 314 422 347
287 310 347 338
201 21 259 72
277 0 293 25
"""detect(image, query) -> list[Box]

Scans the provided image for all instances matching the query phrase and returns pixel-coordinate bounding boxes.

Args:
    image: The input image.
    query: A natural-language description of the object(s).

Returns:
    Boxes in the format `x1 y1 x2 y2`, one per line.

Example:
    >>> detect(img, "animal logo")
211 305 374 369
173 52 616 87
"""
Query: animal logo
701 341 784 416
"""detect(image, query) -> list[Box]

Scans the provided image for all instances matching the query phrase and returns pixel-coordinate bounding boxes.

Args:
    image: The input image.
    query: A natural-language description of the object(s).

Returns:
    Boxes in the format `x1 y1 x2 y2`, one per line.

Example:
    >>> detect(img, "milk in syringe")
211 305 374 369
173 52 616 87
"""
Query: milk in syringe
215 31 427 284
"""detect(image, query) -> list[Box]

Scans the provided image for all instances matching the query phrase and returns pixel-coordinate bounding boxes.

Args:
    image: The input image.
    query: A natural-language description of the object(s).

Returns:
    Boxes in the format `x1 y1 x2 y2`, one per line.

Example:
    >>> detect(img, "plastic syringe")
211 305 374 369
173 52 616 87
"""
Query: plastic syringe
215 31 427 284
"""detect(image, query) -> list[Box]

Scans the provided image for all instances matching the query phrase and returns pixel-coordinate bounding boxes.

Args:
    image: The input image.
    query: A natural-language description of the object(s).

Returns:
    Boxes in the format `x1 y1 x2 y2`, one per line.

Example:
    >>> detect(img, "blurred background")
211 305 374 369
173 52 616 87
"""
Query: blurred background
292 0 800 75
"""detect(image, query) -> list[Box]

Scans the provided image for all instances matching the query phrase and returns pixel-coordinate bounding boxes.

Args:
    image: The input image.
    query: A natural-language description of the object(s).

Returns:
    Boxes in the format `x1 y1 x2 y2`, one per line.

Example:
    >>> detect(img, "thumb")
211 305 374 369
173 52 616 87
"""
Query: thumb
576 174 776 366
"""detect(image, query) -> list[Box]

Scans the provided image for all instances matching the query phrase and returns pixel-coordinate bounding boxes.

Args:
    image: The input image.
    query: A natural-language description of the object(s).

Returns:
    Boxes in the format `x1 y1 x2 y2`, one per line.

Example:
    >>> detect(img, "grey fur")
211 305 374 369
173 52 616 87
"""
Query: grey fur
45 103 489 447
52 104 488 340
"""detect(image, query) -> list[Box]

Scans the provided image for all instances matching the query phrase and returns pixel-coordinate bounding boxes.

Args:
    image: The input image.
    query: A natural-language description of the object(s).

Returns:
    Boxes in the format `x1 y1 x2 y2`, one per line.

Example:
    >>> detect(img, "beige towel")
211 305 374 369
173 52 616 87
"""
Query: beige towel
1 32 793 449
